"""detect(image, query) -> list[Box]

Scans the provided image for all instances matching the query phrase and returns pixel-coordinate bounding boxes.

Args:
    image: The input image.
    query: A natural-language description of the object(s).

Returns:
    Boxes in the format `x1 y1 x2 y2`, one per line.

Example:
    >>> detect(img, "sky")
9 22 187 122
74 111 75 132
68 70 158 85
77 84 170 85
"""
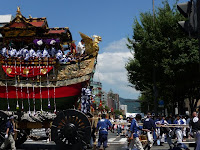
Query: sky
0 0 186 99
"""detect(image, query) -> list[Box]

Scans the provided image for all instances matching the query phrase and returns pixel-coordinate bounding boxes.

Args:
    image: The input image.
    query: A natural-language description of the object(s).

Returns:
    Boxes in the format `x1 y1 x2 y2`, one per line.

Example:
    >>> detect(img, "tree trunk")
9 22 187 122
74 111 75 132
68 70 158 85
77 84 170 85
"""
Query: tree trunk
189 97 199 114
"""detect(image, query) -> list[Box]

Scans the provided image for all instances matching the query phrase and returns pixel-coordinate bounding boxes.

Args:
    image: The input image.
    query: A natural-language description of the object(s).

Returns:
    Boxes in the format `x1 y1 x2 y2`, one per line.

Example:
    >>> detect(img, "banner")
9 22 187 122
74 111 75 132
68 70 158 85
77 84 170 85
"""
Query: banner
2 65 53 77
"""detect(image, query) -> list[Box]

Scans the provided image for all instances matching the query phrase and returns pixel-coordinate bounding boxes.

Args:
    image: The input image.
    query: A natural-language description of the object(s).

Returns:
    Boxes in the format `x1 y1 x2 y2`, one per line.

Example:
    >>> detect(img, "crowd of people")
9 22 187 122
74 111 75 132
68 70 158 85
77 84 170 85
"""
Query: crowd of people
109 112 200 150
93 111 200 150
0 39 86 64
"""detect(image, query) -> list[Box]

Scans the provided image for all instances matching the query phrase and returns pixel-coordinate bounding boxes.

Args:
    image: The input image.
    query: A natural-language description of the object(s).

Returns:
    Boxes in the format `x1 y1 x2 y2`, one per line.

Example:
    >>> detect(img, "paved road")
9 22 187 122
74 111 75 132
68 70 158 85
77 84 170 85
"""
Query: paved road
16 130 196 150
95 132 195 150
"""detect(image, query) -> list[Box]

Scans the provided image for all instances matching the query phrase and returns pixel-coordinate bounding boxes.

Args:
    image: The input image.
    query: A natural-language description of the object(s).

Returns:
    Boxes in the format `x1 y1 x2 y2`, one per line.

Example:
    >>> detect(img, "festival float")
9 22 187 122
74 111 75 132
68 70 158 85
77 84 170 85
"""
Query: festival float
0 7 101 149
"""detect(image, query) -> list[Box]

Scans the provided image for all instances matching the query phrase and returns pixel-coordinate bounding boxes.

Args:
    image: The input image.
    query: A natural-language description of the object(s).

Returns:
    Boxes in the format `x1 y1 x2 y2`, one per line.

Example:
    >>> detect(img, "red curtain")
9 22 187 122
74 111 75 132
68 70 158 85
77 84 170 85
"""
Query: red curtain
2 65 53 77
0 83 82 99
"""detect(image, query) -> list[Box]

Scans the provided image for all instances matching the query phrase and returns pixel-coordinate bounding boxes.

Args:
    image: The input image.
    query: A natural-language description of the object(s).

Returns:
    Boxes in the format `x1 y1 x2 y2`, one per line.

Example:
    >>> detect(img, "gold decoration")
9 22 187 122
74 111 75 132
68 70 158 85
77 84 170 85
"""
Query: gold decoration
15 7 22 20
41 68 47 75
56 58 93 80
23 68 29 75
79 32 102 55
6 68 12 74
17 7 21 15
5 30 35 37
17 76 20 82
37 75 40 82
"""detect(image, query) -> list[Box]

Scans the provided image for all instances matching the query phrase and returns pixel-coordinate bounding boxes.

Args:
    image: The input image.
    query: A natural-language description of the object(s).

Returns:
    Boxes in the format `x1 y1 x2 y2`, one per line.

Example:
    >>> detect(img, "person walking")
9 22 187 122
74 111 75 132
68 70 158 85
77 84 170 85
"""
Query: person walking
182 115 187 141
174 114 184 143
143 112 156 150
189 111 200 150
129 114 144 150
0 116 16 150
117 118 122 136
96 114 112 150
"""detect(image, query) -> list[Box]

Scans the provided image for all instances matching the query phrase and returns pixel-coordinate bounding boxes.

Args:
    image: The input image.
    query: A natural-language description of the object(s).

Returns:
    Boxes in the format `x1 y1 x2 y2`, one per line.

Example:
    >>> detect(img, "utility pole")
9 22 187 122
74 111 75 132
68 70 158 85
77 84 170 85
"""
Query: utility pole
153 0 155 20
152 0 158 116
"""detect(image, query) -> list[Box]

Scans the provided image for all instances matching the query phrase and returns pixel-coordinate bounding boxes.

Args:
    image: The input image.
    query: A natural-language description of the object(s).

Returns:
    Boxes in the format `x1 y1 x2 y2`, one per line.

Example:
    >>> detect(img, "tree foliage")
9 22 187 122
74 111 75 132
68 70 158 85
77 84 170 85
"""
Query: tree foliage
126 0 199 114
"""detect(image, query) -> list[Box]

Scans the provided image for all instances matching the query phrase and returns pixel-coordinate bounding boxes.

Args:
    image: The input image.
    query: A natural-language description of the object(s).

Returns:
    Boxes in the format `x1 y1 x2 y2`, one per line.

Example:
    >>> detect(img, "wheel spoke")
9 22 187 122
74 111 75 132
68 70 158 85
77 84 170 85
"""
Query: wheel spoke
52 110 91 149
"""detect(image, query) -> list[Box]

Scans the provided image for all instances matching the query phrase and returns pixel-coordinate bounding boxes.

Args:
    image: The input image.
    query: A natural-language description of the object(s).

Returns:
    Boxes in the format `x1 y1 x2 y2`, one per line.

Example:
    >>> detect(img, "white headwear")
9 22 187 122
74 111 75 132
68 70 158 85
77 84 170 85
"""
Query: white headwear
10 116 14 119
37 40 43 46
193 117 199 123
50 40 56 45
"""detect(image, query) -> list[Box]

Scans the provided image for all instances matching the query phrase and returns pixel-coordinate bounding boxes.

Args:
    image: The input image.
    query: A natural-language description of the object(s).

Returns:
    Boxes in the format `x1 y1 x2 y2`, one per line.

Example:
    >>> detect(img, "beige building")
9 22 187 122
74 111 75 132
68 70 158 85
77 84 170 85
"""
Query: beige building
184 99 200 115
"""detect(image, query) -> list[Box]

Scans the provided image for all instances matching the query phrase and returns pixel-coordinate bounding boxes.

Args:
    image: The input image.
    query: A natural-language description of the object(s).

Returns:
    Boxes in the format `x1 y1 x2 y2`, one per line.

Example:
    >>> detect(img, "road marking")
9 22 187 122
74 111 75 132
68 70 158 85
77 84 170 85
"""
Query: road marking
26 139 33 142
119 138 127 143
108 138 116 142
95 137 128 145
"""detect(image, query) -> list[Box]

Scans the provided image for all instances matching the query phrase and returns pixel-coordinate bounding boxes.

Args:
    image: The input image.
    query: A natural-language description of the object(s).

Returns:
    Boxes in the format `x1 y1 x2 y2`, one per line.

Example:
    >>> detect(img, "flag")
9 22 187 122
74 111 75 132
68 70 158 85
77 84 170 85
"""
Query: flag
99 99 102 107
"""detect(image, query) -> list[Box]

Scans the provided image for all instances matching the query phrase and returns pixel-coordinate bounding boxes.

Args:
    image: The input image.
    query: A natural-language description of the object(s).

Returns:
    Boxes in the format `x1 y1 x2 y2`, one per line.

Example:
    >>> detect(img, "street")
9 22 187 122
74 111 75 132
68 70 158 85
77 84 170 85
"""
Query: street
15 131 196 150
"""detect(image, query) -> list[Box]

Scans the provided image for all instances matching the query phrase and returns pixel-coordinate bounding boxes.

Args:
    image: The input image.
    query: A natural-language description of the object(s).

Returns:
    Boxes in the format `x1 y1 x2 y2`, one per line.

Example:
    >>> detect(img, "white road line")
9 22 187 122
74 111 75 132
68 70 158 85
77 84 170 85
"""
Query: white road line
26 139 33 142
95 137 128 145
119 138 127 143
108 138 116 142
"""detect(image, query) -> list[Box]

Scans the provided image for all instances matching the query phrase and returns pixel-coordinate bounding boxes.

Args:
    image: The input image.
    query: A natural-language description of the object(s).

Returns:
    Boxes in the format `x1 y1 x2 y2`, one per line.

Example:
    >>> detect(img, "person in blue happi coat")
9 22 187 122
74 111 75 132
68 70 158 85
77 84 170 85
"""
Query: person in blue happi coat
172 114 190 150
129 114 144 150
174 114 184 143
96 114 112 150
143 112 156 150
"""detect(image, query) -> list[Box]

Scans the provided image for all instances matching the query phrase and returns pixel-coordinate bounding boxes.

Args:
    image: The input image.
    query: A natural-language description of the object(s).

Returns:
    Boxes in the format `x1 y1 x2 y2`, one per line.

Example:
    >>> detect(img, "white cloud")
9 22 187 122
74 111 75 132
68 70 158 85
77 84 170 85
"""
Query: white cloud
94 38 140 99
103 38 130 53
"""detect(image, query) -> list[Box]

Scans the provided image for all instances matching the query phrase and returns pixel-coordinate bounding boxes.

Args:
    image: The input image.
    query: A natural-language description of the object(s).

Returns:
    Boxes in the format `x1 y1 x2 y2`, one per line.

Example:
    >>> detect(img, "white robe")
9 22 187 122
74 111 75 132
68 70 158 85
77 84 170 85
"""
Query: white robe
29 49 36 58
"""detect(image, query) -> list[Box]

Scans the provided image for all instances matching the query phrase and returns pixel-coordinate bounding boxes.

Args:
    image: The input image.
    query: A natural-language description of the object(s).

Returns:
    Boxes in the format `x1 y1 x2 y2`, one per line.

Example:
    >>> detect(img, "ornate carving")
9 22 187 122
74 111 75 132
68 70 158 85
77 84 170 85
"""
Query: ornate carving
6 68 12 74
57 59 93 80
15 7 23 20
23 68 29 75
17 7 21 15
79 32 102 56
41 68 47 75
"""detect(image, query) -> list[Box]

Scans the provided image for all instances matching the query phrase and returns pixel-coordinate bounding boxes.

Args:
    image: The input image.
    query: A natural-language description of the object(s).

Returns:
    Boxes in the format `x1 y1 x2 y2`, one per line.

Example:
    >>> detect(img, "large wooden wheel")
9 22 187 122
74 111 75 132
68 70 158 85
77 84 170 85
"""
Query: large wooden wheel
15 129 30 146
51 109 91 150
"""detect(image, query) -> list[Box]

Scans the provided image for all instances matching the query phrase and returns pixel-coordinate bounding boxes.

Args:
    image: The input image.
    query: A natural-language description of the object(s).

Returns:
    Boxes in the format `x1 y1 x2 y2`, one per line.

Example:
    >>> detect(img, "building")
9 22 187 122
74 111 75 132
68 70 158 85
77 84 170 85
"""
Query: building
115 93 120 110
90 81 102 105
120 105 127 115
120 98 141 113
107 90 120 110
102 91 108 106
107 90 115 110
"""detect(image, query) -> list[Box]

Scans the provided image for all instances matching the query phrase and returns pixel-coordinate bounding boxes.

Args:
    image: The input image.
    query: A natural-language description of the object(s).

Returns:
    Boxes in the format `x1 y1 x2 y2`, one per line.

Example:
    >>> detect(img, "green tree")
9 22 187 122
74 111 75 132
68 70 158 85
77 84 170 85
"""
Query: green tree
104 105 110 112
114 109 122 116
126 0 200 114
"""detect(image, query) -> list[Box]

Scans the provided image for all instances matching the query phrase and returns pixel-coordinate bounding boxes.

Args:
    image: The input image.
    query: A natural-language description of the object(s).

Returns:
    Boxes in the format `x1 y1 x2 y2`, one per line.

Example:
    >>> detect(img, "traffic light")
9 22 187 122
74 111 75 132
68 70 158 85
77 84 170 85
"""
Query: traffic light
177 0 197 34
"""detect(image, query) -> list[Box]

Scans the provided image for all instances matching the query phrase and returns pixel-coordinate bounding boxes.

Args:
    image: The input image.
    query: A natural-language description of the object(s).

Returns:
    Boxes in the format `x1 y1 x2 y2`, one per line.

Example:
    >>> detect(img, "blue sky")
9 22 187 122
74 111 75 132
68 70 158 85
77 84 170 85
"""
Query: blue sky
0 0 186 99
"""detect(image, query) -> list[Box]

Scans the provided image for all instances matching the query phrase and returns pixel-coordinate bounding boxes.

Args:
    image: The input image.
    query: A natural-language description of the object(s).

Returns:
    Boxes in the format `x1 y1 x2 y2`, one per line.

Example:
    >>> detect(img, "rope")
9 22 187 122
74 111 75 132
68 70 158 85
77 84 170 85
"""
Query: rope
15 60 19 110
33 66 35 115
20 58 24 111
5 59 10 110
47 58 50 108
26 67 30 115
54 86 56 113
39 60 43 112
